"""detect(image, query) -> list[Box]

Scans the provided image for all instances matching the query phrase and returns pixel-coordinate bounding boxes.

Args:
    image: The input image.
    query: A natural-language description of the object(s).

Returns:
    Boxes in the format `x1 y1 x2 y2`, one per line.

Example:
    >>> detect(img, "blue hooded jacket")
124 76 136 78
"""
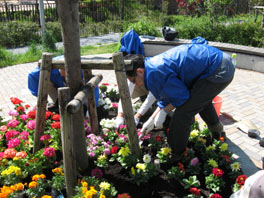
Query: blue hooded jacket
144 43 223 108
120 29 145 56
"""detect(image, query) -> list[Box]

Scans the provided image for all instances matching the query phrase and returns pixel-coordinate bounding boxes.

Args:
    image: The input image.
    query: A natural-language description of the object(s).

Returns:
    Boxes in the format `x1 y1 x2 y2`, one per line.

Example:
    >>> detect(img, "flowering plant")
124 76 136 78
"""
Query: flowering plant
232 174 247 192
205 168 225 193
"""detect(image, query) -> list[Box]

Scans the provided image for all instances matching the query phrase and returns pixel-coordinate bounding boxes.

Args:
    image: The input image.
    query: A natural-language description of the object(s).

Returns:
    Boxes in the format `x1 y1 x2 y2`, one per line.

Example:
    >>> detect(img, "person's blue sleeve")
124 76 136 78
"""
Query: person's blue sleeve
94 86 99 107
28 67 40 97
156 73 190 108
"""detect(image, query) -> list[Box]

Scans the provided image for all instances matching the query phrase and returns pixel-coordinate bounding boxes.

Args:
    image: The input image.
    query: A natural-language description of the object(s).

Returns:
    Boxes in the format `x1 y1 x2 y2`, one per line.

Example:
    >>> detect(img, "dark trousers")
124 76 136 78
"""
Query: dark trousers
167 77 233 154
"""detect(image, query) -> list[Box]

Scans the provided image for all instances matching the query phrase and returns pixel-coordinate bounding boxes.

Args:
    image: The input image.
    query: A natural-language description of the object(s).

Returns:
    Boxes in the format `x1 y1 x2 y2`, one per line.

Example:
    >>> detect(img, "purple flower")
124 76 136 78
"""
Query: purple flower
190 157 199 166
26 120 36 130
7 119 20 128
91 168 103 178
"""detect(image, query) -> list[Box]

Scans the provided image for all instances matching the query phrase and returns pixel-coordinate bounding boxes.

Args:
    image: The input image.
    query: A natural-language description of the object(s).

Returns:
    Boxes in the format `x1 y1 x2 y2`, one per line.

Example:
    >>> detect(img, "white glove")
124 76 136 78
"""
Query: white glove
154 109 167 129
115 116 124 128
134 116 140 126
141 117 154 135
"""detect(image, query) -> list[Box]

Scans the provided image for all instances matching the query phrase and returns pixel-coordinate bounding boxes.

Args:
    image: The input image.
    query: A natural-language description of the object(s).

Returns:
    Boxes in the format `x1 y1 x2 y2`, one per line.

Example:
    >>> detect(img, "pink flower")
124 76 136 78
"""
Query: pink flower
190 157 199 166
119 125 126 129
27 120 36 130
0 152 4 159
20 114 28 121
40 134 51 141
91 168 103 178
0 125 7 132
112 103 118 108
20 131 30 140
43 147 56 157
117 193 131 198
16 151 27 158
104 148 111 155
7 138 21 148
5 130 20 141
210 194 222 198
8 110 19 116
7 119 20 128
89 152 95 157
3 148 17 158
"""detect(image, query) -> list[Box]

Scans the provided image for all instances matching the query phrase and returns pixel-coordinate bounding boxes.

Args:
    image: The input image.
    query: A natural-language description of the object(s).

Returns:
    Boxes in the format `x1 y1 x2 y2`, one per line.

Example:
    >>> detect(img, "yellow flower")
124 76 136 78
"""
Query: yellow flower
190 129 199 138
99 181 111 190
88 186 97 194
41 196 52 198
98 154 107 162
231 162 241 172
207 158 218 168
161 147 172 155
99 192 106 198
136 163 146 171
82 181 88 187
118 146 130 157
1 166 21 176
82 186 88 194
131 167 136 175
220 143 228 152
13 157 19 161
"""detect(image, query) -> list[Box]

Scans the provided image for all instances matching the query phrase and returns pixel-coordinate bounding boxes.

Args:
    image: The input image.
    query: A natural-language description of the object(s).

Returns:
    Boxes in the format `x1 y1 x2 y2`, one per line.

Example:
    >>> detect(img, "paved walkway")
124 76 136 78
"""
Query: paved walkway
1 42 264 177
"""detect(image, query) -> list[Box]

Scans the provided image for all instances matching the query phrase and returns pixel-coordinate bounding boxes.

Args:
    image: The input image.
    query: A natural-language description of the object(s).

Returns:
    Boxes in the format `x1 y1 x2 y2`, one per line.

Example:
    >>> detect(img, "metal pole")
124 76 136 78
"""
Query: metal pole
39 0 46 37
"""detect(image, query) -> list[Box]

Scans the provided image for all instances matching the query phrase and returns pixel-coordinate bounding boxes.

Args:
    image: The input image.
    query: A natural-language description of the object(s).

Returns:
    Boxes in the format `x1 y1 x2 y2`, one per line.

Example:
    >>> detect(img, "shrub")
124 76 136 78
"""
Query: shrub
0 21 41 48
46 22 62 42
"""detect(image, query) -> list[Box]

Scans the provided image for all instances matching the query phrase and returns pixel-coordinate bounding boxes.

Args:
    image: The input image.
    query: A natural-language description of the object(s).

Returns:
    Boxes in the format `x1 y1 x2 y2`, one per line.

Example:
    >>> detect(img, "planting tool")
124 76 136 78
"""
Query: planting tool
221 112 264 147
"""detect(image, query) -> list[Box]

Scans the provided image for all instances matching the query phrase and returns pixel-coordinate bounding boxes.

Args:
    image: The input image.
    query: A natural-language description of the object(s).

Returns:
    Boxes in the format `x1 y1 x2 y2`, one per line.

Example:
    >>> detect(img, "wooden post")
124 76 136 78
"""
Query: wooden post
83 69 99 134
58 87 77 197
112 52 141 157
33 53 52 153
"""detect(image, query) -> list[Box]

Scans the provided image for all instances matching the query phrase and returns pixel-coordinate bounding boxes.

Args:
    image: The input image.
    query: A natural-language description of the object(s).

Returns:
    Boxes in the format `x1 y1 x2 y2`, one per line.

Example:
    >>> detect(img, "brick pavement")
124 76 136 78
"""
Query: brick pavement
0 59 263 176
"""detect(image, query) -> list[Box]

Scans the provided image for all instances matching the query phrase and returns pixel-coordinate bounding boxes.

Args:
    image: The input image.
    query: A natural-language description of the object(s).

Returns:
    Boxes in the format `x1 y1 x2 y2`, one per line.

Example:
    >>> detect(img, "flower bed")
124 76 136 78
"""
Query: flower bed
0 91 247 197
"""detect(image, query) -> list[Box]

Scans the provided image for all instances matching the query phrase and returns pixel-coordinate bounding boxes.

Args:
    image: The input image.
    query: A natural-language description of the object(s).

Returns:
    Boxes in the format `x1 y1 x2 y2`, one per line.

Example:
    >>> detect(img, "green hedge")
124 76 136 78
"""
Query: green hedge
0 21 41 48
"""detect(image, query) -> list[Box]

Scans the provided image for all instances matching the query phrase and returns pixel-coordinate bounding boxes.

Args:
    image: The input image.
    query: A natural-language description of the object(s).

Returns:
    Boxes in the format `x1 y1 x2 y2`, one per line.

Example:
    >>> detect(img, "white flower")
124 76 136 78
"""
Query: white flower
143 154 151 163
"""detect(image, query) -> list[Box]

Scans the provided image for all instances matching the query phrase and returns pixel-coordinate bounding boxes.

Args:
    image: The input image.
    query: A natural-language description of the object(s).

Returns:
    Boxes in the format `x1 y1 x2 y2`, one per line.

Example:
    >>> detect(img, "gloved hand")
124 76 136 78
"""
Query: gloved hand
141 117 154 136
134 116 140 126
154 109 167 129
115 116 124 129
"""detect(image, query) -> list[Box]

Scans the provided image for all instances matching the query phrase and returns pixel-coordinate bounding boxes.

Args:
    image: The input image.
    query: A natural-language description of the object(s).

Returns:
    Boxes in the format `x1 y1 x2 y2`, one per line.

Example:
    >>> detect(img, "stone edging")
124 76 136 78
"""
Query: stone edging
141 37 264 73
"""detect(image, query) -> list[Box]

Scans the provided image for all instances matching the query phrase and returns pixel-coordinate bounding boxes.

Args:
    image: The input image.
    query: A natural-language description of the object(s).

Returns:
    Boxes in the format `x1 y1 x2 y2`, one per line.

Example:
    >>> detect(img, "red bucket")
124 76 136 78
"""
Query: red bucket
213 96 223 117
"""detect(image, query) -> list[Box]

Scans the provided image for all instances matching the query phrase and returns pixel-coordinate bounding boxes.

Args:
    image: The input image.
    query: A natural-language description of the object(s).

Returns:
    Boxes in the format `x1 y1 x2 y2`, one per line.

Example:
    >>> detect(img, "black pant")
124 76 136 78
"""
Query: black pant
167 77 233 154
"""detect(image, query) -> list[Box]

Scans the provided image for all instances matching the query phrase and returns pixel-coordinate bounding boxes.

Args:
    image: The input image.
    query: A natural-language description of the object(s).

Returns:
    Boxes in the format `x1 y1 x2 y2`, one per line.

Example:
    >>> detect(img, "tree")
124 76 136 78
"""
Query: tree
55 0 89 173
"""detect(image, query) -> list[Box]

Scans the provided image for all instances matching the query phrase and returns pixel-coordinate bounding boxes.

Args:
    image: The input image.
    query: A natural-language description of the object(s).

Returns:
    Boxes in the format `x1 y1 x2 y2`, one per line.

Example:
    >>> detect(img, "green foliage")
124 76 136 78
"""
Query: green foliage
0 21 41 48
0 47 14 67
125 17 161 37
42 31 57 52
46 22 62 42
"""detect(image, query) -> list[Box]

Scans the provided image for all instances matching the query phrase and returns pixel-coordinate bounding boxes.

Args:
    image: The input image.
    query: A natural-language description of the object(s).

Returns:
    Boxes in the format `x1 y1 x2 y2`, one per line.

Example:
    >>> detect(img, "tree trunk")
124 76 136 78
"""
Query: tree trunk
56 0 89 172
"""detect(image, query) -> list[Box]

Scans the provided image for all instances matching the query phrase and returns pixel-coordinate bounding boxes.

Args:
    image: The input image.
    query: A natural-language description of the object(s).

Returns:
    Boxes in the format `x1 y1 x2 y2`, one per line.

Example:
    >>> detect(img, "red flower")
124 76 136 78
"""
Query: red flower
45 111 53 120
111 146 119 154
3 148 17 158
25 104 30 109
212 168 224 177
155 136 162 142
10 97 23 105
51 122 60 129
52 114 60 121
27 110 36 119
101 83 110 86
117 193 131 198
189 187 200 195
236 174 247 186
210 194 222 198
219 136 225 142
178 162 185 172
221 154 230 163
16 106 25 112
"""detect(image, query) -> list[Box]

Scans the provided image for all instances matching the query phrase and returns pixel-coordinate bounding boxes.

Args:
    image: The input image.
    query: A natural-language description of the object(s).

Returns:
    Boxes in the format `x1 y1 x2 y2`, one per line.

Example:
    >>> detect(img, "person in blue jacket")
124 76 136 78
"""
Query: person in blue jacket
125 42 236 161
